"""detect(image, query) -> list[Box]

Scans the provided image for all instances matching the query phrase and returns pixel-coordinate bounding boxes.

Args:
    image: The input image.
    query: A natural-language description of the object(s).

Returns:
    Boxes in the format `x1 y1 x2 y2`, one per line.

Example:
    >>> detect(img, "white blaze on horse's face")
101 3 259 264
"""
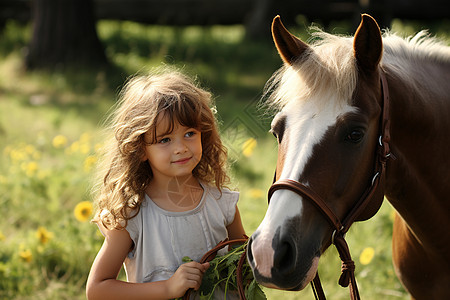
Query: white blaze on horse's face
249 91 356 290
280 94 357 179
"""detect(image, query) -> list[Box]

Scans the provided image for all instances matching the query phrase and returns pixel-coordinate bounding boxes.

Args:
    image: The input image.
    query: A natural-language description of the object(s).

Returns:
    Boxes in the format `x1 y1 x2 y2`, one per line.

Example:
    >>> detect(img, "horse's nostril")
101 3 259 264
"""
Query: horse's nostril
273 238 296 274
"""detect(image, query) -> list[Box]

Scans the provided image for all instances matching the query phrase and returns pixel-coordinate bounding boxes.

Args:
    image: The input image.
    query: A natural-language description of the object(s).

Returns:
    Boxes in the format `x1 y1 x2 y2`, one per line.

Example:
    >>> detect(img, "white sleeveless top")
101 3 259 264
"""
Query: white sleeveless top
123 182 239 283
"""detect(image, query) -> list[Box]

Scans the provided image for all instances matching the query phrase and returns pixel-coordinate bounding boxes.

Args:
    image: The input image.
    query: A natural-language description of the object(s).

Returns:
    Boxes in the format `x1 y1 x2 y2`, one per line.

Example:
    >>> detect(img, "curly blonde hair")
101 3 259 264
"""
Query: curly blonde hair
93 68 229 229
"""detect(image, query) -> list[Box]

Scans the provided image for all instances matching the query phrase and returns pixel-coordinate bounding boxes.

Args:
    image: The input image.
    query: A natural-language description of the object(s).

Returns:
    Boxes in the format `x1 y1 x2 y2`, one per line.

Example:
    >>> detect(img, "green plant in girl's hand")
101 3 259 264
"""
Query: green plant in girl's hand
179 242 266 300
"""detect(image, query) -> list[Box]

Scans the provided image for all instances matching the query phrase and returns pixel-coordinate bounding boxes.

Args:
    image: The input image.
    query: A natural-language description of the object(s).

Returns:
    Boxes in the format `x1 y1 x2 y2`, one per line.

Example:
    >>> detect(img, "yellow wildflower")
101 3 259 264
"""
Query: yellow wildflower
24 144 36 154
10 148 27 162
0 231 5 241
359 247 375 265
36 227 54 244
242 138 257 157
19 249 32 263
74 201 93 222
83 155 97 173
80 143 91 154
24 161 39 177
52 135 68 148
79 132 91 143
66 141 80 155
249 188 264 199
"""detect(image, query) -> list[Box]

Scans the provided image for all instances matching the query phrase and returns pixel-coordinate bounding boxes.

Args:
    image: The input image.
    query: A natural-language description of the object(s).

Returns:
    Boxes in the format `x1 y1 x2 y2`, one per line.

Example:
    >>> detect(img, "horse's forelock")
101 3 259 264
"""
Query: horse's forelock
264 30 357 111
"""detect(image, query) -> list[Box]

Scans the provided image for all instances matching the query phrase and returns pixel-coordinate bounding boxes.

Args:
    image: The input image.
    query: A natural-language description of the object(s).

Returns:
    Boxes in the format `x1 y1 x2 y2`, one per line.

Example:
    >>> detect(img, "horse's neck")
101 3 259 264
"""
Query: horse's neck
384 64 450 257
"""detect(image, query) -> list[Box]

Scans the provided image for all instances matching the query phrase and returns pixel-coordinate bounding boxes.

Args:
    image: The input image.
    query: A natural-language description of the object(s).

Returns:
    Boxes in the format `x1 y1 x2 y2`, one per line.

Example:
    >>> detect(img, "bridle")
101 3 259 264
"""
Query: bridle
267 69 393 300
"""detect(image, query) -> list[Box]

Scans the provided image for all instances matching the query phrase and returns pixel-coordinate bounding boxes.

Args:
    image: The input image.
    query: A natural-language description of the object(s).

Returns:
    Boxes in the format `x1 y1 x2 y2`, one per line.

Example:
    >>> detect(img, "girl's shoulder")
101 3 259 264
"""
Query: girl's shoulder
202 183 239 226
202 183 239 201
202 183 238 208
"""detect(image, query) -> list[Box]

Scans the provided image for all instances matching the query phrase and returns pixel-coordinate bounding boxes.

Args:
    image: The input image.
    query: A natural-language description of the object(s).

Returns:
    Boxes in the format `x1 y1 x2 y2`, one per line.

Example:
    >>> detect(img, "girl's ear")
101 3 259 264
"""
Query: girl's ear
140 150 148 162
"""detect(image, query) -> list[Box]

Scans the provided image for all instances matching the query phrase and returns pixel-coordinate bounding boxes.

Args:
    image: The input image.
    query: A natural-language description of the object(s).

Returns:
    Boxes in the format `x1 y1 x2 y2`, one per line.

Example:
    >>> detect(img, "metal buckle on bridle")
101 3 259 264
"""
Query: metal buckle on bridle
379 135 393 160
331 226 345 245
371 172 380 186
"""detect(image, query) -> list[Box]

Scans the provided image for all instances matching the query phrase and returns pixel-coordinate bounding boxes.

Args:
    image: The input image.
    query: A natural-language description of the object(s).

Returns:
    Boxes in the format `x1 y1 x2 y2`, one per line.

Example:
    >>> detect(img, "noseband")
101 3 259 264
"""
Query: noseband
268 69 392 300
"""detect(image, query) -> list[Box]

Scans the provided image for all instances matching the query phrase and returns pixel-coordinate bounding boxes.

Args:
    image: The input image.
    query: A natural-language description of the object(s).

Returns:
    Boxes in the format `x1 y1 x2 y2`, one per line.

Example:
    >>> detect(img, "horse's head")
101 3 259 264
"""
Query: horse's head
248 14 387 290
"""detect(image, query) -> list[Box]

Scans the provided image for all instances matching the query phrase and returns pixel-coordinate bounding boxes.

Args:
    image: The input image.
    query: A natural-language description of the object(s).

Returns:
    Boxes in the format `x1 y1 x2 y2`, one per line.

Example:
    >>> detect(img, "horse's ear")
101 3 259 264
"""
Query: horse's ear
272 15 309 65
353 14 383 72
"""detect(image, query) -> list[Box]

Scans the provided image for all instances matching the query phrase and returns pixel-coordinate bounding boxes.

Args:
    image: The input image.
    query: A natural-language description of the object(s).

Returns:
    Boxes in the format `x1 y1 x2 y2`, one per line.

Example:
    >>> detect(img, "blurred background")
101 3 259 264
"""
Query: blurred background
0 0 449 299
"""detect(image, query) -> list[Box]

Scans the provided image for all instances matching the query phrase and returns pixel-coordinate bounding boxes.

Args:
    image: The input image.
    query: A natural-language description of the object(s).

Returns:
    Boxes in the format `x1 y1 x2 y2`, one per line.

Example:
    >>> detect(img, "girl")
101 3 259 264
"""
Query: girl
86 68 246 300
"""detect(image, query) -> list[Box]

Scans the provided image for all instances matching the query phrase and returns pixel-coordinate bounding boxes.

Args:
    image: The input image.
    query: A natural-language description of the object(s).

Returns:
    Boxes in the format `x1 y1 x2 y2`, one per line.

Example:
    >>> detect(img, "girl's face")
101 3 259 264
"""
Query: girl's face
142 115 202 181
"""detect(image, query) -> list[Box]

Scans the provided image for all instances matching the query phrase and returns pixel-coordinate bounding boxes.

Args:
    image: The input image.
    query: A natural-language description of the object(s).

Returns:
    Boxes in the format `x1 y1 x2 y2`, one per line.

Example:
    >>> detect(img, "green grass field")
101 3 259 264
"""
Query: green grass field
1 18 449 299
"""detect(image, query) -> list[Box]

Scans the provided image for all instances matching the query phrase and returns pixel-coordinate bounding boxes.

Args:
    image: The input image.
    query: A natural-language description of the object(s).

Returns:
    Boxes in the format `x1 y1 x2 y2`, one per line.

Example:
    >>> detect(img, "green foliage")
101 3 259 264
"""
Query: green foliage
179 242 266 300
0 21 31 55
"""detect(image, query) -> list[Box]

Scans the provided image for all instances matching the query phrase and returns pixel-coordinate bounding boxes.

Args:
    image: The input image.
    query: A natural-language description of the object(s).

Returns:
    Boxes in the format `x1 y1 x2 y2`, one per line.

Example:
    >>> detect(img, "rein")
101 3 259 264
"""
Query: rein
267 69 392 300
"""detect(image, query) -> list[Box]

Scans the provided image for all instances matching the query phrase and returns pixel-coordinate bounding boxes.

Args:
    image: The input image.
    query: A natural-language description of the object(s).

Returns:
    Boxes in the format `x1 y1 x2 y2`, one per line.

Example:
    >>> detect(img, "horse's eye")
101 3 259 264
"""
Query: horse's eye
271 114 286 143
272 131 283 143
346 130 364 143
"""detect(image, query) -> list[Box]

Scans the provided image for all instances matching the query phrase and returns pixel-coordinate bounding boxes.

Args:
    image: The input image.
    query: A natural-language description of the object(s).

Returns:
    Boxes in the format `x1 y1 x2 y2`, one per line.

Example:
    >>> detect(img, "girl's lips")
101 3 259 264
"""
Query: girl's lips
172 157 191 164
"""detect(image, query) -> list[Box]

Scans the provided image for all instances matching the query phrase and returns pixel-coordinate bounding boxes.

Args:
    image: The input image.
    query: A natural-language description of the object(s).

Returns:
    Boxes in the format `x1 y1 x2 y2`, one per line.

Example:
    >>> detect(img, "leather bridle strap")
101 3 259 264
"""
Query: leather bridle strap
267 69 391 300
268 180 343 230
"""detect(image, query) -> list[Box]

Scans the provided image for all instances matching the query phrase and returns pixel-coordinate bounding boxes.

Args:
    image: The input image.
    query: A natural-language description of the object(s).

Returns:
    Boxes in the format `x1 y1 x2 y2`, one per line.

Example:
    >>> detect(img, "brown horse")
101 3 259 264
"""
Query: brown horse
247 14 450 299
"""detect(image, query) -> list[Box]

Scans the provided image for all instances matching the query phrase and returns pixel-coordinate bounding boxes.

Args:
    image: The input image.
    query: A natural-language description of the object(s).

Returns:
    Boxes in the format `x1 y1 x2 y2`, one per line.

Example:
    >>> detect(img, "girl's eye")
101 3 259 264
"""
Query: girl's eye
159 137 170 144
185 131 196 138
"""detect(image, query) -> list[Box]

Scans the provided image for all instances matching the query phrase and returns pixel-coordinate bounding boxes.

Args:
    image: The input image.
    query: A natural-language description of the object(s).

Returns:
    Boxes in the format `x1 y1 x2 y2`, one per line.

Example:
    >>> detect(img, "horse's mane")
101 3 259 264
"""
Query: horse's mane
382 30 450 80
383 30 450 64
265 28 450 110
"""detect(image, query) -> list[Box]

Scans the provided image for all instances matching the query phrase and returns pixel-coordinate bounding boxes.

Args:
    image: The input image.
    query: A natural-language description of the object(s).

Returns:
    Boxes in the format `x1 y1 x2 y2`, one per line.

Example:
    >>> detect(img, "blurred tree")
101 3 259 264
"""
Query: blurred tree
245 0 273 40
25 0 107 70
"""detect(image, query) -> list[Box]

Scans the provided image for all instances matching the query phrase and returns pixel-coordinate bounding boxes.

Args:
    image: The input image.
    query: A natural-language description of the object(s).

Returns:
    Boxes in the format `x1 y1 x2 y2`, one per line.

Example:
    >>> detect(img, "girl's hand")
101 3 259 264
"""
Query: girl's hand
166 261 210 298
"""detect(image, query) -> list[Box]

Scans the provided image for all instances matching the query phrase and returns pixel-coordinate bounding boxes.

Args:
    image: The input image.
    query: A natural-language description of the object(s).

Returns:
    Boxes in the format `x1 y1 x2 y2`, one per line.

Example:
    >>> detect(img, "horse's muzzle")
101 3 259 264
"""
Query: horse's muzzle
247 220 322 290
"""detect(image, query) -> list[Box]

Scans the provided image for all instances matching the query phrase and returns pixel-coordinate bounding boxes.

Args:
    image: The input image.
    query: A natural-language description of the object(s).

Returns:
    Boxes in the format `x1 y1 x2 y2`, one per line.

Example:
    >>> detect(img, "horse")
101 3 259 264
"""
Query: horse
247 14 450 299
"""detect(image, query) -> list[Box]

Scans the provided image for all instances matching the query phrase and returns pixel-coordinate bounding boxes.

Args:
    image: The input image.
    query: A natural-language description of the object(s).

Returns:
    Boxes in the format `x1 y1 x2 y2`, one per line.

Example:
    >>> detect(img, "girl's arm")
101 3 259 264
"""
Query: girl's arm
86 223 209 300
226 207 246 240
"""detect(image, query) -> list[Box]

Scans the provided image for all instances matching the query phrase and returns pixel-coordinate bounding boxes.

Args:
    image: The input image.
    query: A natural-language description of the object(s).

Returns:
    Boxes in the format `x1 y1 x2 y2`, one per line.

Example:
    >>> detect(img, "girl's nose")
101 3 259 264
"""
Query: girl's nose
174 140 188 154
